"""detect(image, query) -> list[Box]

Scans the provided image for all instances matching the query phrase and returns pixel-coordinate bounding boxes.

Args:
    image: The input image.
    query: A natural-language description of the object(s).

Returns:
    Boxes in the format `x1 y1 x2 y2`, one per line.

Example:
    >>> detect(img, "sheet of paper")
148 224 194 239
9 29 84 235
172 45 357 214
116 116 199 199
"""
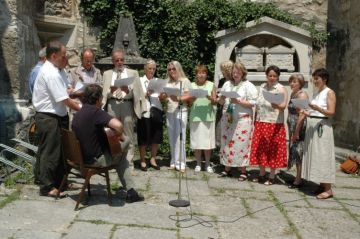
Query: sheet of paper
291 98 310 109
189 88 208 98
147 78 167 93
114 76 135 87
262 90 284 104
163 87 181 97
74 81 86 92
220 91 240 99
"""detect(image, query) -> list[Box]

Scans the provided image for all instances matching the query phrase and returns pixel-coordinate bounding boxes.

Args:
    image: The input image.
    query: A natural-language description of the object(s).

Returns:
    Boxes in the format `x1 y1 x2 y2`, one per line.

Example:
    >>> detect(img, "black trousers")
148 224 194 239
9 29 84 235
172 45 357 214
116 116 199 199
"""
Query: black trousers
34 112 69 194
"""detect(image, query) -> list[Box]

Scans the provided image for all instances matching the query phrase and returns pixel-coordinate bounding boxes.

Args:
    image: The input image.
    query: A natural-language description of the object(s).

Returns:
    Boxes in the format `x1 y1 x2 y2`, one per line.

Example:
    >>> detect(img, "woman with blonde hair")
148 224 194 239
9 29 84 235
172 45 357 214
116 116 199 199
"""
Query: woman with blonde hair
217 62 257 180
215 60 234 146
163 61 192 172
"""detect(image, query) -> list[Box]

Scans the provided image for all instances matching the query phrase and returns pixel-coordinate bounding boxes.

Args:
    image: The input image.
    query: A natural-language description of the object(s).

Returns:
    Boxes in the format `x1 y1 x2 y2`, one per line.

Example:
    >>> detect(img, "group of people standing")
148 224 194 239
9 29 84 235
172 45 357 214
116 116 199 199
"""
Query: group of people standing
215 61 336 200
29 39 336 201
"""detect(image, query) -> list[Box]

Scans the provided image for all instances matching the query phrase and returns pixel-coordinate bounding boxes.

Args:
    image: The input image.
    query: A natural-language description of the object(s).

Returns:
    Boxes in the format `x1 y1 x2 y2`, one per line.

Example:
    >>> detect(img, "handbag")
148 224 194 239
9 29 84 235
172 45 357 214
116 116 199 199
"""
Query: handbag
150 107 164 124
340 156 359 174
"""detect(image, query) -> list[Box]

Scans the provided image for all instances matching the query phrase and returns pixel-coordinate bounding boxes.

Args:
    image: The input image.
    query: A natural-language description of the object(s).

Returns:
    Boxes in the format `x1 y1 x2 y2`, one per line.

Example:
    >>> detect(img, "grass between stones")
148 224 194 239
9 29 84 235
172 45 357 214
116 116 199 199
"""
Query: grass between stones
333 197 360 225
0 189 20 209
240 198 254 219
268 190 302 239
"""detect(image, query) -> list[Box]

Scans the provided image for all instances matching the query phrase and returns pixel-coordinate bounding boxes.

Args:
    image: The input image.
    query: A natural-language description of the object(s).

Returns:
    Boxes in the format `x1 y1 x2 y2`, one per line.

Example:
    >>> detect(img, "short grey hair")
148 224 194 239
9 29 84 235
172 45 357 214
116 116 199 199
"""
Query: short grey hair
144 59 156 70
39 47 46 58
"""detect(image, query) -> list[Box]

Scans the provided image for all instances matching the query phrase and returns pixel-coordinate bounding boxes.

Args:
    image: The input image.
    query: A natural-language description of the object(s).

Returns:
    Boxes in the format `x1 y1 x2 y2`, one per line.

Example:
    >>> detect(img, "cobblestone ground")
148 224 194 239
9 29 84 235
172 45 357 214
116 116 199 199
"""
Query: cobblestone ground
1 159 360 239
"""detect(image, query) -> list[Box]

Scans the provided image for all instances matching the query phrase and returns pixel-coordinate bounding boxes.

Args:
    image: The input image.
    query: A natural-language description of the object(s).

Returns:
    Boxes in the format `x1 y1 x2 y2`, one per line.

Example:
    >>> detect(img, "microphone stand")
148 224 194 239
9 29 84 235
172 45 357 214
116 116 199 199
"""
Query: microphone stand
169 80 190 208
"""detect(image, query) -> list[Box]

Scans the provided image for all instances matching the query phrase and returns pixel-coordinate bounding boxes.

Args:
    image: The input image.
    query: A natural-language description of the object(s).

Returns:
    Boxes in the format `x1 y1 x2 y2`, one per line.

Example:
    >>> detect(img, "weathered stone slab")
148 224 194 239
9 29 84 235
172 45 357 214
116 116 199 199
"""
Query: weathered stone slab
188 194 248 217
0 229 61 239
77 203 177 229
0 200 75 232
113 226 177 239
208 177 253 191
235 45 265 71
286 207 360 238
179 215 220 239
265 45 295 71
62 221 113 239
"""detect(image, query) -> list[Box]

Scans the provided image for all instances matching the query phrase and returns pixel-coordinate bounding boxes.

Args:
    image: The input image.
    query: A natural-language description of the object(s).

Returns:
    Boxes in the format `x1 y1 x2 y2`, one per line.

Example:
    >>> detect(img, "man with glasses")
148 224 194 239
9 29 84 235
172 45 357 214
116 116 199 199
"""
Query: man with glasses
102 49 146 170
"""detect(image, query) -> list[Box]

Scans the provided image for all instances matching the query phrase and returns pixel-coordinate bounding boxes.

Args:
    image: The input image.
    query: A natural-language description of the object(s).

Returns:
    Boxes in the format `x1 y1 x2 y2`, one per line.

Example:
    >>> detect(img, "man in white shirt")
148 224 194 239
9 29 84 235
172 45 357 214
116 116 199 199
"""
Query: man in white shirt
32 40 81 198
101 49 146 169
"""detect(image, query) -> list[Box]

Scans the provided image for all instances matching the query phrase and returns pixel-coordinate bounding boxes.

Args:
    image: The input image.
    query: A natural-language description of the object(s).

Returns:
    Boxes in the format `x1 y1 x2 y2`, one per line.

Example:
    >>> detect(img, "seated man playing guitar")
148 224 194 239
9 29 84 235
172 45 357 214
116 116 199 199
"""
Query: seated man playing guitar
72 84 144 203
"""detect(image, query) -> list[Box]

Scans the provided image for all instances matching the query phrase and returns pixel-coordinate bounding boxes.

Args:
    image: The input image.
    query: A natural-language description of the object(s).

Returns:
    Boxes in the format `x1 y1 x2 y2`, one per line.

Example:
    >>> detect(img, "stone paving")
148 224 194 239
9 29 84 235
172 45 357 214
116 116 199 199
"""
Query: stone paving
1 158 360 239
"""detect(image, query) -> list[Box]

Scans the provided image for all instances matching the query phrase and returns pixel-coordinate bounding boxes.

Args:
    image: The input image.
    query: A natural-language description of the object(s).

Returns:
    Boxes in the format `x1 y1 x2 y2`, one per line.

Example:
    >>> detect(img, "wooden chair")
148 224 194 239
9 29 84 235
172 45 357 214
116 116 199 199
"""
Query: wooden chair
59 129 116 210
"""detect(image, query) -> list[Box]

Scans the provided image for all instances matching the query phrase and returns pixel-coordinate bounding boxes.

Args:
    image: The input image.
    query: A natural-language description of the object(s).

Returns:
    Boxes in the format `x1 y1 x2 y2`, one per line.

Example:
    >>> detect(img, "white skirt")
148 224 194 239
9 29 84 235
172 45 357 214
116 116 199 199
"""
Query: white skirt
190 121 215 149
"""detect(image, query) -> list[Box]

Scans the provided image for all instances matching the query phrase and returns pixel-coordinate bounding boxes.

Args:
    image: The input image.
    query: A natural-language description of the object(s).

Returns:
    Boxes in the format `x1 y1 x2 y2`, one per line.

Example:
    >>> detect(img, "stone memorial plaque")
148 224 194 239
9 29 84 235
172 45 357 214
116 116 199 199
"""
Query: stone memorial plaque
235 45 264 71
265 45 295 72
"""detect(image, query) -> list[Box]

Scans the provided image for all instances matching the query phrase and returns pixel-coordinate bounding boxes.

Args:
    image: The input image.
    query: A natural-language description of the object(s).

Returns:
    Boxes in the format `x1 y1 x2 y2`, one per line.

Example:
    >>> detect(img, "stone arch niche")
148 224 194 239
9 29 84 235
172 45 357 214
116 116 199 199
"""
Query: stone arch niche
214 17 313 94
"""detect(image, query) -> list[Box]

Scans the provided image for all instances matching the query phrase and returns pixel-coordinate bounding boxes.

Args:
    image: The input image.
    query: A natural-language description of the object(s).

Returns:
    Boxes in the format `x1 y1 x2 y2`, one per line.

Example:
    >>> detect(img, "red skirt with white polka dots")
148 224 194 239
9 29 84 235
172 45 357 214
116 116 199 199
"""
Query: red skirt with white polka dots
250 121 287 168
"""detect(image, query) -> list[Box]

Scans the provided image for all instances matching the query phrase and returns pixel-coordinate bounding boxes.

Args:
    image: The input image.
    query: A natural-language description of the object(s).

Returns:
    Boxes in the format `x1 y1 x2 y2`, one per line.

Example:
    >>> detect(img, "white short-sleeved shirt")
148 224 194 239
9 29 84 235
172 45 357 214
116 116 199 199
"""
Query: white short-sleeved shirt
32 61 69 116
222 80 258 116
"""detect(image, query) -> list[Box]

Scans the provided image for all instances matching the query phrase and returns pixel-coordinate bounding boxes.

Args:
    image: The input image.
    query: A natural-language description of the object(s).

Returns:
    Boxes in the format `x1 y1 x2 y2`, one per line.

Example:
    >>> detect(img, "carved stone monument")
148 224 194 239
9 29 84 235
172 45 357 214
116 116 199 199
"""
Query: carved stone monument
265 45 295 72
36 0 73 18
235 45 265 71
97 16 147 71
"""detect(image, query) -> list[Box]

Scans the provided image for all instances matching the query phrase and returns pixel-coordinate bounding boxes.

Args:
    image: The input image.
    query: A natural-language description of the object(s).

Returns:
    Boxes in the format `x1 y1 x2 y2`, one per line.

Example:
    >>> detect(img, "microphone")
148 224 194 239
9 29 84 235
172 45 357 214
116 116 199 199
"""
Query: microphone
169 78 190 208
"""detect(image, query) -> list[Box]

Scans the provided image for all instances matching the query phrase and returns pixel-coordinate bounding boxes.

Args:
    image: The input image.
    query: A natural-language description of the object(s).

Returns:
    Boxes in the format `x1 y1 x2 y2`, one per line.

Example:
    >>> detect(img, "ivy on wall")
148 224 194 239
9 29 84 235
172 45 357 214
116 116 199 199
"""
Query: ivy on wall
80 0 327 79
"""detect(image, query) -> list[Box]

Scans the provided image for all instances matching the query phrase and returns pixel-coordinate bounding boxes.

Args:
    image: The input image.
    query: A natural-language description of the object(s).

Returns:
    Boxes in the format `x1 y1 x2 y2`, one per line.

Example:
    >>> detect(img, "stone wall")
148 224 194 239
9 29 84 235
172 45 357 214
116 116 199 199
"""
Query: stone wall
0 0 100 144
255 0 328 69
1 0 40 99
327 0 360 149
0 0 40 143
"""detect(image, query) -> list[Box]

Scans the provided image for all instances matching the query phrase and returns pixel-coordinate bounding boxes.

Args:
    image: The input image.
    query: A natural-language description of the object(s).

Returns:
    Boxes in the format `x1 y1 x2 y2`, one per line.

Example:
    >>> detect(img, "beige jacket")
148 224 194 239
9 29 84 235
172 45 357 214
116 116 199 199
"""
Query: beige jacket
102 67 146 119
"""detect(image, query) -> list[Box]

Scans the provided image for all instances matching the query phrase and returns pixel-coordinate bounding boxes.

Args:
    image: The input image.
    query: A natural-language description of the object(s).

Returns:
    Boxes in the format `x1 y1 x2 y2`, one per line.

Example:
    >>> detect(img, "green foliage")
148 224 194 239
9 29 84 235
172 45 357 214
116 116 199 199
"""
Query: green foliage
80 0 327 79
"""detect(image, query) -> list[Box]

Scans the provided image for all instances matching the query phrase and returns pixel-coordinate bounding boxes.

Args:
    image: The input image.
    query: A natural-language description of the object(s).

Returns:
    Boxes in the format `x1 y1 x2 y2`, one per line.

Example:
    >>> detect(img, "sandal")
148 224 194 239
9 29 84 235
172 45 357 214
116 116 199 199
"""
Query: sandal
252 175 266 183
218 171 231 178
238 174 248 181
264 178 275 186
316 190 333 200
313 185 324 195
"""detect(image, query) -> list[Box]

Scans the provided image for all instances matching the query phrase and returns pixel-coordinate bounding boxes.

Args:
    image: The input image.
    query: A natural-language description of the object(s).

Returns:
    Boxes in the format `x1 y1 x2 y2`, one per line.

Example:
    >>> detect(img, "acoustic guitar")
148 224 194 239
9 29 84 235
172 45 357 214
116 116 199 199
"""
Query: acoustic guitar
104 127 122 157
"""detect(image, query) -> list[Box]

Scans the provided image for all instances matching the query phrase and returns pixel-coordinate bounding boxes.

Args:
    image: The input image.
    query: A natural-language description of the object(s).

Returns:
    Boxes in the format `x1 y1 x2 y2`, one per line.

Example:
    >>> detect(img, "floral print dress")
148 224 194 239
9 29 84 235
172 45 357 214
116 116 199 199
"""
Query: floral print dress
220 80 257 167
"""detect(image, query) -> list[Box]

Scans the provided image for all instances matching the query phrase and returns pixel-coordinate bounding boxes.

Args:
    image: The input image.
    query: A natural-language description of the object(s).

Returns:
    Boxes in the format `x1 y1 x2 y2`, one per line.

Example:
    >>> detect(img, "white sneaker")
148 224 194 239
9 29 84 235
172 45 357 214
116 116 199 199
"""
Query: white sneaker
206 166 214 173
194 165 201 172
176 163 186 173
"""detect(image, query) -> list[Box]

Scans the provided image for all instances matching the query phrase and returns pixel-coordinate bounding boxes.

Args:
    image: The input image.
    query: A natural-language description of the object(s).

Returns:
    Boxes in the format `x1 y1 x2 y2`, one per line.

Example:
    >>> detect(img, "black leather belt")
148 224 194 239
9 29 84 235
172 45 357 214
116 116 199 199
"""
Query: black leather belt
110 98 132 102
310 116 328 119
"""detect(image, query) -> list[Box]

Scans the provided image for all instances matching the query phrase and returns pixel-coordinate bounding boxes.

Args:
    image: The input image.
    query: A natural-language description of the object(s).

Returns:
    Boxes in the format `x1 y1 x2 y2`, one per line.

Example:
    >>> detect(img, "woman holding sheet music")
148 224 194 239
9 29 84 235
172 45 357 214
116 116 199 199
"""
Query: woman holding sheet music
189 65 217 173
163 61 192 172
137 59 163 171
217 62 257 181
250 65 288 185
301 68 336 199
287 74 308 188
